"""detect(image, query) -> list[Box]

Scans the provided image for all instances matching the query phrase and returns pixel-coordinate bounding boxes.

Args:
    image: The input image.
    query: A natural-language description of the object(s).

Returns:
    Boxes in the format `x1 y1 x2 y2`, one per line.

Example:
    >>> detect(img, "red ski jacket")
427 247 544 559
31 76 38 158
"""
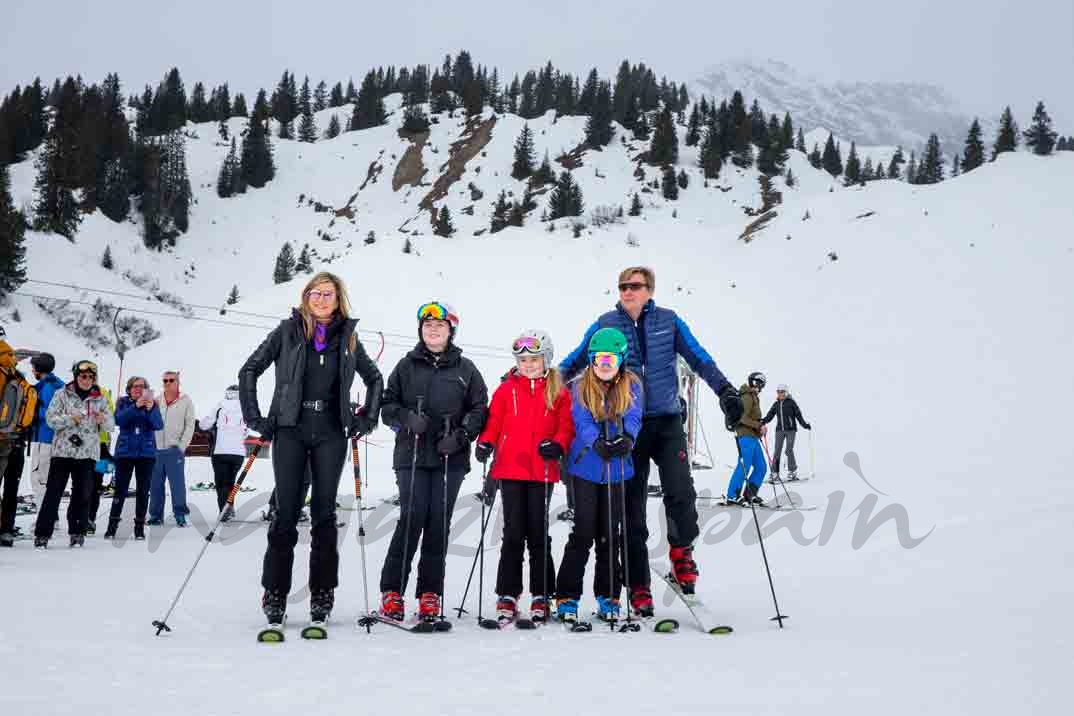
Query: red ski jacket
477 370 575 483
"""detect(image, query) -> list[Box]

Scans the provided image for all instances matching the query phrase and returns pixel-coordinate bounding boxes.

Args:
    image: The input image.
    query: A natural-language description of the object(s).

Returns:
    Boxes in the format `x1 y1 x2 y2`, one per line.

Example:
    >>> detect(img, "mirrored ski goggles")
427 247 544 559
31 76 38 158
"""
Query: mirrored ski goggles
512 336 544 355
417 302 455 324
74 361 98 376
589 352 622 370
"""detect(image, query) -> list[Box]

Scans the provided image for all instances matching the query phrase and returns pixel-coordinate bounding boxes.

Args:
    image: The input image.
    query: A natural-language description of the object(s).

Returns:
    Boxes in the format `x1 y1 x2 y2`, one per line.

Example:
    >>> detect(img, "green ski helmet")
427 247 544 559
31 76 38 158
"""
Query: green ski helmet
587 327 629 368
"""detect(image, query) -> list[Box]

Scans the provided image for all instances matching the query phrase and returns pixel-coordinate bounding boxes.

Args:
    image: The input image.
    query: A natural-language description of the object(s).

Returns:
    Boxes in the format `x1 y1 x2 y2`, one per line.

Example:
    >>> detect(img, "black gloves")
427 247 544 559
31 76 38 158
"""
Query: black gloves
593 434 633 460
803 422 812 431
401 409 429 435
537 439 564 460
718 385 744 430
475 442 494 463
436 428 469 456
249 416 276 441
349 409 377 439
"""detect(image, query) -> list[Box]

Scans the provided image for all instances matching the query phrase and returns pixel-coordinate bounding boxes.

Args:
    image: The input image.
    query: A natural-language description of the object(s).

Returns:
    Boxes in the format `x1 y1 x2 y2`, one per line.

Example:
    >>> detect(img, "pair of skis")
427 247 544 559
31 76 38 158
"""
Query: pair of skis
256 619 328 642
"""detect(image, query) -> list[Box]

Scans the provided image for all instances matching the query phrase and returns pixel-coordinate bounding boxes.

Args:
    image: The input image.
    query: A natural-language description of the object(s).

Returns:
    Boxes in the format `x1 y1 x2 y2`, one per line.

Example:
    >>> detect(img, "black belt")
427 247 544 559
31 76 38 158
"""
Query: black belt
301 400 335 413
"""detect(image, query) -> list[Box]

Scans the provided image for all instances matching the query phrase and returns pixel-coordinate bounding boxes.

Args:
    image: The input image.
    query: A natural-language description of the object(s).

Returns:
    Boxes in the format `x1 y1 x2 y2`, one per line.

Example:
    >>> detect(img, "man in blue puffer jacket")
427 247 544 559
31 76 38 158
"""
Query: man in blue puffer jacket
560 266 744 609
28 353 66 505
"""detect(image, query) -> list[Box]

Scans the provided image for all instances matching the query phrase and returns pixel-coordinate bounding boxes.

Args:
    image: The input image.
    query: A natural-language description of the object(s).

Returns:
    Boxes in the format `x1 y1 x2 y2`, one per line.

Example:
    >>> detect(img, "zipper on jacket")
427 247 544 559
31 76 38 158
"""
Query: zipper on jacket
512 388 518 416
632 320 646 376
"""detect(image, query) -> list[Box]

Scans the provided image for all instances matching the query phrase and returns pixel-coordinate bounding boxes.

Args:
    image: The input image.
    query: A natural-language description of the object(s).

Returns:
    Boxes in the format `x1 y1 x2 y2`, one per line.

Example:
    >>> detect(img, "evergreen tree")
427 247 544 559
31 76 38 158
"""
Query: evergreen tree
273 242 296 283
887 146 905 179
843 142 862 186
905 152 918 184
0 164 27 298
434 206 454 236
216 138 237 198
685 104 701 146
218 118 229 141
578 68 599 116
795 128 806 153
611 60 632 125
507 200 525 227
532 151 555 186
329 83 344 108
862 157 874 181
101 245 114 269
821 133 843 177
295 243 313 273
547 171 583 219
325 114 341 139
633 111 650 141
780 113 794 151
584 81 614 147
490 191 509 233
511 124 536 180
189 82 209 122
962 119 985 173
232 93 248 117
785 167 796 187
160 68 188 133
992 106 1019 159
661 166 678 199
298 77 317 142
918 134 944 184
628 192 642 216
808 142 822 169
699 116 722 179
99 158 130 222
241 115 275 188
648 106 678 165
1023 100 1057 155
345 78 357 102
950 154 960 178
313 81 328 112
32 132 80 239
518 71 538 118
226 284 240 305
401 104 429 133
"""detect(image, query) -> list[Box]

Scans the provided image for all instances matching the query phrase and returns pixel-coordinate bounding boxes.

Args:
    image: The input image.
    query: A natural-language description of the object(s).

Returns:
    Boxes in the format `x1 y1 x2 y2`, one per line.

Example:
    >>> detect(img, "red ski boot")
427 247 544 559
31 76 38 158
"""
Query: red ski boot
418 592 441 620
669 545 699 594
380 591 404 621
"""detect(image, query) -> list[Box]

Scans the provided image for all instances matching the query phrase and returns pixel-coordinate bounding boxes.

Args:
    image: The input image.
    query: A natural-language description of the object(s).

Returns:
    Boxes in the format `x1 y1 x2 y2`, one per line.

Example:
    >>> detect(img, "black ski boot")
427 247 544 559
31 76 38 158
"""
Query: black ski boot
133 521 146 540
310 589 334 623
262 589 287 625
104 519 120 539
69 534 85 548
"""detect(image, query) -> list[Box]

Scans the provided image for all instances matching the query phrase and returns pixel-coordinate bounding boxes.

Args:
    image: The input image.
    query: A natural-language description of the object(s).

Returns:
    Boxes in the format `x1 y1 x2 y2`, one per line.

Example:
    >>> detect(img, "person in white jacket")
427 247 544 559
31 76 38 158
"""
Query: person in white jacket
200 384 248 518
148 371 196 527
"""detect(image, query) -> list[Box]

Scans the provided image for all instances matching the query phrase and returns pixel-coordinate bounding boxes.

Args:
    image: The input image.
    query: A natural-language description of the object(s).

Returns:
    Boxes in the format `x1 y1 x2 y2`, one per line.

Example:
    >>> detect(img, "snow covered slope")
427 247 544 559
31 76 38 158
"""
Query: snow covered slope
2 101 1072 715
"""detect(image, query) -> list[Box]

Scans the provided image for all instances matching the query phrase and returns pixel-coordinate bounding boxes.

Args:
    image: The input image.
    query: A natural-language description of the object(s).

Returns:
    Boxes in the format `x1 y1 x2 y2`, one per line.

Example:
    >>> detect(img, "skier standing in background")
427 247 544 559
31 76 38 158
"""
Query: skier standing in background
725 372 769 506
199 384 248 517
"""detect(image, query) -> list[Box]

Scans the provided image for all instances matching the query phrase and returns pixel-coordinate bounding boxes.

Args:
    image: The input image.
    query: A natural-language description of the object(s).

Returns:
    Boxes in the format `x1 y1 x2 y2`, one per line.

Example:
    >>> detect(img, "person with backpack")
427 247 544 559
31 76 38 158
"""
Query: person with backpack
377 301 488 625
762 384 811 482
555 328 643 624
0 339 38 547
724 372 769 506
474 330 574 625
559 266 742 611
147 370 196 527
199 384 248 517
26 353 63 506
239 272 383 630
105 376 163 540
32 360 114 549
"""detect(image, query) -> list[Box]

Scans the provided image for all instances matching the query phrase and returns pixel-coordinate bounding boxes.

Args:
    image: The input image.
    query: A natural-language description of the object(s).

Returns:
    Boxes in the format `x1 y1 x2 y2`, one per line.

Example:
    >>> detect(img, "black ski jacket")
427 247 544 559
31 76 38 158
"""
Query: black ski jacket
239 312 383 433
762 396 809 432
380 342 488 473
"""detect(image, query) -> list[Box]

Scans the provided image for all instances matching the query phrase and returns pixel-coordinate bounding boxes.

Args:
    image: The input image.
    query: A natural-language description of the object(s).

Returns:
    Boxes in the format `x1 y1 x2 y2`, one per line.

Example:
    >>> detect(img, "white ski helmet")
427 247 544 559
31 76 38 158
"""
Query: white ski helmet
511 329 554 365
776 383 789 393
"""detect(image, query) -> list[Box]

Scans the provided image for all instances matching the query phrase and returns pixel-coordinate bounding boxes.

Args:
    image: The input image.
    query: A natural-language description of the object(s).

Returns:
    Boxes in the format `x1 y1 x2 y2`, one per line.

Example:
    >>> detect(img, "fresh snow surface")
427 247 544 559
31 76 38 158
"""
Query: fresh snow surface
2 102 1073 716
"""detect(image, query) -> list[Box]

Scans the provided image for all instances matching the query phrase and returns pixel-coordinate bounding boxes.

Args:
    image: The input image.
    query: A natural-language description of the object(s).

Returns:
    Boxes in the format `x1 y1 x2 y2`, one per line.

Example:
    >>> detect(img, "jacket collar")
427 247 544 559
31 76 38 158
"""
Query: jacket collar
408 342 462 366
615 298 655 318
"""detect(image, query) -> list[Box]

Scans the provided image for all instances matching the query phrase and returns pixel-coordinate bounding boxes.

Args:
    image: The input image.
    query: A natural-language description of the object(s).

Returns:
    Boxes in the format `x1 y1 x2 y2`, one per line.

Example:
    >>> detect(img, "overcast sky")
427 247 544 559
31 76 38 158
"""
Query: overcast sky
3 0 1071 129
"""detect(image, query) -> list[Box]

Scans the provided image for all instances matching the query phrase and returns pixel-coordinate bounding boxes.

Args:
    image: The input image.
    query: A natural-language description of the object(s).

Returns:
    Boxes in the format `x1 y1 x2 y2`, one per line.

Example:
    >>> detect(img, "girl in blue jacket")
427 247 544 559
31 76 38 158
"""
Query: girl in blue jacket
105 376 164 540
555 328 642 623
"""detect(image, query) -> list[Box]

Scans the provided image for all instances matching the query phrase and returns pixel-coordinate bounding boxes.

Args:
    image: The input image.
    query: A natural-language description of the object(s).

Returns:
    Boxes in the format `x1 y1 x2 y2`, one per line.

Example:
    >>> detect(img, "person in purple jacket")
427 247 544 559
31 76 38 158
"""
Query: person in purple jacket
105 376 163 540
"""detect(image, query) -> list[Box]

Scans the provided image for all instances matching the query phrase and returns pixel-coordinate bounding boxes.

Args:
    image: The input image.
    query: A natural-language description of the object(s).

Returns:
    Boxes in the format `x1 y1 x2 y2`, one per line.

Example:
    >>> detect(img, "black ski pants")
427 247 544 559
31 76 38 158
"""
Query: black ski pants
556 477 623 600
108 457 154 525
0 440 22 534
261 416 347 594
625 414 700 591
211 454 245 511
495 480 555 599
34 457 95 538
379 465 465 597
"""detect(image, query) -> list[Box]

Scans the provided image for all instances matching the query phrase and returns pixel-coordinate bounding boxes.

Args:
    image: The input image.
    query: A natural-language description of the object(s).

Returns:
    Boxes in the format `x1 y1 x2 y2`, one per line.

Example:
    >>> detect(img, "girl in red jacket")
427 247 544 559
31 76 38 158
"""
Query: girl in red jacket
475 329 574 624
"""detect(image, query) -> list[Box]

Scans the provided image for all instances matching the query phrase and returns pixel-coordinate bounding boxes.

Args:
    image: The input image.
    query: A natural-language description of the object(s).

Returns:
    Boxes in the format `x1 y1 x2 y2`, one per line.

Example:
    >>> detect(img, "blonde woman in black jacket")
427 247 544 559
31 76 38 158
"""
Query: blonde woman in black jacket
761 384 811 481
239 272 382 630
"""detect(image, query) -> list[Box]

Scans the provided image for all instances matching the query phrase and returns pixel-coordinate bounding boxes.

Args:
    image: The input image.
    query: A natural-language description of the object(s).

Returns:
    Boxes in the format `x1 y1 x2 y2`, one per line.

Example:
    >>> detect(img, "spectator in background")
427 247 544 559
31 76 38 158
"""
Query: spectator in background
33 360 114 549
199 384 248 519
148 370 195 527
27 353 65 506
0 340 33 546
762 384 811 482
105 376 162 540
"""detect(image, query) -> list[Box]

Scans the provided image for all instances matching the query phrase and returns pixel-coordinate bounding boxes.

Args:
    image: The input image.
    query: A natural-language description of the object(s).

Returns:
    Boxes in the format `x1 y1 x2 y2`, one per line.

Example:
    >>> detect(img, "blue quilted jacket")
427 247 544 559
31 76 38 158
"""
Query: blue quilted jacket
560 300 731 417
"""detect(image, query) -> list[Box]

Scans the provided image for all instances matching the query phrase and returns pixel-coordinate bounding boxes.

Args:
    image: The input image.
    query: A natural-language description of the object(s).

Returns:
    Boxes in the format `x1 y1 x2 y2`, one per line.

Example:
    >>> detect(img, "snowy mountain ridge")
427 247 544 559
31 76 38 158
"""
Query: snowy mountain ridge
694 58 977 152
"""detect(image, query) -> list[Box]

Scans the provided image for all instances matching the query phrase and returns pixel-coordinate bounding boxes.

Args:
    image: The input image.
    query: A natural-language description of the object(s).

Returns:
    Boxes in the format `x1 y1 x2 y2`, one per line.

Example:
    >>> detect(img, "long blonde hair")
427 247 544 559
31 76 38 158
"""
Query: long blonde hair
576 366 640 423
297 271 357 351
544 367 565 411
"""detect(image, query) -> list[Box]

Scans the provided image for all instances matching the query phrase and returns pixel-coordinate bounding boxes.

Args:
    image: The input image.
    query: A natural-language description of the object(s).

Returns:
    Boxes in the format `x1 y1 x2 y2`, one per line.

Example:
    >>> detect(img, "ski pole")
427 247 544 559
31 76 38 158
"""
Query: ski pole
809 428 816 479
352 433 376 632
761 433 779 503
397 396 423 608
604 455 616 631
735 436 787 629
454 460 494 619
153 441 263 635
542 460 552 621
617 452 635 632
439 415 452 624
